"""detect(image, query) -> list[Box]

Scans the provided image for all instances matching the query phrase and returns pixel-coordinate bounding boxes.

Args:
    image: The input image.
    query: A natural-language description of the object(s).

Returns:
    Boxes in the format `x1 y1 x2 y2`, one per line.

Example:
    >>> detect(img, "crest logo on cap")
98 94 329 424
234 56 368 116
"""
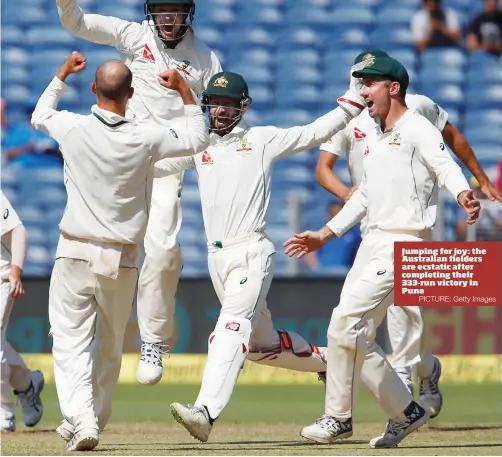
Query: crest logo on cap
363 53 375 67
213 76 228 88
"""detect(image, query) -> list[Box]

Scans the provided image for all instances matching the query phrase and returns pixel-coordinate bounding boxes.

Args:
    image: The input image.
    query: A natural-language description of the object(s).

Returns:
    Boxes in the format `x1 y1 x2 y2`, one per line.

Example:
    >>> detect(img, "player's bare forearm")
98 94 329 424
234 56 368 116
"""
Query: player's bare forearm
320 225 337 242
179 87 196 105
442 122 502 202
316 152 352 201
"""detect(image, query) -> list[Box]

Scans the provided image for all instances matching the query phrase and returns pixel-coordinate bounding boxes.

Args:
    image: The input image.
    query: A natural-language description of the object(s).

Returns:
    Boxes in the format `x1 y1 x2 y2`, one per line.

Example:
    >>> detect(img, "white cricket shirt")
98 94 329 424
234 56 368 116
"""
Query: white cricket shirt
156 107 355 245
31 77 208 277
327 109 470 237
320 94 449 185
57 0 222 126
1 191 23 275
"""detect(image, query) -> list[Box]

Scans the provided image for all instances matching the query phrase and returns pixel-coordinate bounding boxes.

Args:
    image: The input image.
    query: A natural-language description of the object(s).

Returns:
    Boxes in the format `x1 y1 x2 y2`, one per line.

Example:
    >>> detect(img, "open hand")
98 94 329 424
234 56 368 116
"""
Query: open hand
457 190 481 225
283 227 335 259
1 268 24 300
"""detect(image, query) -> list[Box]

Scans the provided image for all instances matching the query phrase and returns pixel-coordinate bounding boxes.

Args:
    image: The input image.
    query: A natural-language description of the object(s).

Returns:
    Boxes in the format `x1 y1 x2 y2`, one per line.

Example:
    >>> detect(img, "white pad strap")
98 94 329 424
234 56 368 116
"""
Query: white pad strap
195 315 252 419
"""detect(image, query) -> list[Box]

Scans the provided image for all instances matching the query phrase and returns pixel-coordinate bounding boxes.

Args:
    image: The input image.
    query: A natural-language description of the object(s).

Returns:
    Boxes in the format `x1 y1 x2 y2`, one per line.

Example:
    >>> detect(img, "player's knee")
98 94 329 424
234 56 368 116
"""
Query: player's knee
328 308 356 349
212 314 253 347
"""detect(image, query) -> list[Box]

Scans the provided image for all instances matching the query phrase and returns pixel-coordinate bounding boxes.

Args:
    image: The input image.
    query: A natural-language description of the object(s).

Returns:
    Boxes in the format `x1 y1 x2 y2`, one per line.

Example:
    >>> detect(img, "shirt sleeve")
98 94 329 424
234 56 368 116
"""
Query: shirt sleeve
326 173 367 237
1 191 23 236
202 50 223 90
415 117 470 201
154 156 197 178
319 127 350 156
31 77 82 144
150 105 210 159
411 95 449 132
264 107 353 161
57 0 142 52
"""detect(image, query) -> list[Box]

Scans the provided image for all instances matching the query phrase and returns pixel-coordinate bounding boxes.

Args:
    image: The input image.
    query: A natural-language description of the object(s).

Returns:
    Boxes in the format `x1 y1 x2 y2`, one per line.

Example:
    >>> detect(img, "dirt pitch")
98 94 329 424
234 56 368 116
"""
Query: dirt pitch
1 383 501 455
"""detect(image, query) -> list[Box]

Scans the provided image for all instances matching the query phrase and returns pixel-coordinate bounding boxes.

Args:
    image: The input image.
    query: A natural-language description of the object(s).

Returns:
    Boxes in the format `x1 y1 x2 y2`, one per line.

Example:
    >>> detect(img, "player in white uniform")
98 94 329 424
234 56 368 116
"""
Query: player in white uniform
285 57 480 448
31 51 208 451
1 192 45 433
57 0 222 385
154 68 369 442
316 49 502 419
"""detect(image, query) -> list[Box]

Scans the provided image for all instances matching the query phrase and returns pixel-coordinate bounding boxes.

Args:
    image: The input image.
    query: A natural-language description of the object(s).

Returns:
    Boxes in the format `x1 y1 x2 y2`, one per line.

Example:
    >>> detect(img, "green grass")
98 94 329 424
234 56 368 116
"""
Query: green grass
2 383 501 455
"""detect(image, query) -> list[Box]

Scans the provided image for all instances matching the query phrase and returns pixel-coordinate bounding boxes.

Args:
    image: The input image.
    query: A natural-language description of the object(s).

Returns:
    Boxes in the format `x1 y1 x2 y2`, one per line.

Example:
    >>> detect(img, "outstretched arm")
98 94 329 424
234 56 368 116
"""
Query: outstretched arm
57 0 141 51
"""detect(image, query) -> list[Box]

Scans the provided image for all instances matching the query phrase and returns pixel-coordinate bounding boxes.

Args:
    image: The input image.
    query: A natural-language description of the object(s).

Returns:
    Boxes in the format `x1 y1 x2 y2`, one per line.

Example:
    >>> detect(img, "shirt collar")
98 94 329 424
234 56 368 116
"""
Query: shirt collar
377 108 415 136
210 120 249 144
91 105 134 127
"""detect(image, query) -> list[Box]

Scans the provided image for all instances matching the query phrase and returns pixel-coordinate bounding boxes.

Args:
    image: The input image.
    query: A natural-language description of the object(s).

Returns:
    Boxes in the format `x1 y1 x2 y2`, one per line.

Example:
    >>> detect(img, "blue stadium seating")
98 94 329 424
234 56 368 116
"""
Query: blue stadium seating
2 0 501 277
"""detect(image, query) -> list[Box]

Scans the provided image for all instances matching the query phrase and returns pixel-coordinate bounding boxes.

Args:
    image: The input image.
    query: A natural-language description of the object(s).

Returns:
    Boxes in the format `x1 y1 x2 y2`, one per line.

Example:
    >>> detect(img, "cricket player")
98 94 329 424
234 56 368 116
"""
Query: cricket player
316 49 502 419
153 67 370 442
31 51 209 451
1 191 45 432
284 57 480 448
57 0 222 385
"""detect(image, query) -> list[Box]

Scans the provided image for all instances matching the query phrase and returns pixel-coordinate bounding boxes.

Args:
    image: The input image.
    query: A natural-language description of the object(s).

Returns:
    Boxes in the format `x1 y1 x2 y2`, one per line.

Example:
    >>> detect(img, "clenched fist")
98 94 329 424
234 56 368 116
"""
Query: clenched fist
159 69 196 105
57 51 87 81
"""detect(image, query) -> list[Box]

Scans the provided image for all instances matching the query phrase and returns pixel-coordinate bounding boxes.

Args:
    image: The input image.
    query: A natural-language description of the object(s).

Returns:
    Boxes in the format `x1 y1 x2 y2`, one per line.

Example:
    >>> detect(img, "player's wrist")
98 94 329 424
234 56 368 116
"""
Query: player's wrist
320 225 337 242
10 265 22 280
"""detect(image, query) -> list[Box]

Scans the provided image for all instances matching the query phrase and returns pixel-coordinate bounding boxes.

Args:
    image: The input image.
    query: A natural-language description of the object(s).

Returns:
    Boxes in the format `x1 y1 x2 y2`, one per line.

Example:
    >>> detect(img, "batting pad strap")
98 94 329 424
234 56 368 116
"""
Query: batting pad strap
277 330 313 357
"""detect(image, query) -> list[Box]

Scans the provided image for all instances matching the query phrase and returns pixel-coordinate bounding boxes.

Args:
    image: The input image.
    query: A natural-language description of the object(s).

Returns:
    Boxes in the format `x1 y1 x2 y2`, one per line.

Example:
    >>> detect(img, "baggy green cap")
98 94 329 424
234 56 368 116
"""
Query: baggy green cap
352 57 409 91
353 49 389 65
204 71 250 101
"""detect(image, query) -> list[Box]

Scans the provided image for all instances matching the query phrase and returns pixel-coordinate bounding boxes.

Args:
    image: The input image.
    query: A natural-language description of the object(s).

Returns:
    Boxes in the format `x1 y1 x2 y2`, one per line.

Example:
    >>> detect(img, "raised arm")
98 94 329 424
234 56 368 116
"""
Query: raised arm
31 52 86 143
264 62 368 161
151 70 209 158
57 0 141 51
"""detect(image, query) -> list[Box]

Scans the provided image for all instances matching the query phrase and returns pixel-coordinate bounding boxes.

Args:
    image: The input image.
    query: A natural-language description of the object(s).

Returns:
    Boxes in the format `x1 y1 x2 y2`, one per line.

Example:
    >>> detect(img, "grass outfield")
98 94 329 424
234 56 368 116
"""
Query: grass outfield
2 383 501 455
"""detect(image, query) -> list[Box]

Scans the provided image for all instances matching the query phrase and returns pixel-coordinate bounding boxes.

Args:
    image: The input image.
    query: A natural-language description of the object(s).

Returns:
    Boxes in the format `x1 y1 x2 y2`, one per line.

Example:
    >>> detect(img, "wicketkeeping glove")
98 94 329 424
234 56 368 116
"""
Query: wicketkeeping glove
337 60 368 117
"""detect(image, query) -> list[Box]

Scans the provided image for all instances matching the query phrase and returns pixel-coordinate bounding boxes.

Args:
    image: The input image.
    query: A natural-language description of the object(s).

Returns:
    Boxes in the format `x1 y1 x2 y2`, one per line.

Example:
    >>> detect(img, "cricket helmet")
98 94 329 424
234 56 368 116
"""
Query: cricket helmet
145 0 195 48
202 72 252 134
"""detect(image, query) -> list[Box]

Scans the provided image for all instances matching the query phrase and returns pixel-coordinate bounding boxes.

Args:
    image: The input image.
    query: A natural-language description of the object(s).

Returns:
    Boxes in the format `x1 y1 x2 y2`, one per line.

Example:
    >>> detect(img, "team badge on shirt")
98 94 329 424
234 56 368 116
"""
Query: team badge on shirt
236 138 252 152
176 60 193 76
201 150 214 164
389 133 402 148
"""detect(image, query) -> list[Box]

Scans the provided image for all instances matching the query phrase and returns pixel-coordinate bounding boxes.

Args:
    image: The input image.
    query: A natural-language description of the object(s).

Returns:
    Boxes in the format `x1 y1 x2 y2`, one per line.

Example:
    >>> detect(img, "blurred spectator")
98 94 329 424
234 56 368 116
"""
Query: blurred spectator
1 99 62 167
306 201 361 271
467 0 502 56
412 0 462 51
456 175 502 241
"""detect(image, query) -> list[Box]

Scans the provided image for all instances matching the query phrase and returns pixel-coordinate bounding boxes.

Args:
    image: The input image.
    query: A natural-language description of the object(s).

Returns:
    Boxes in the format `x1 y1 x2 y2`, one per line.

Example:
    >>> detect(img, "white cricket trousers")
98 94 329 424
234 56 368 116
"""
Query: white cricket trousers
326 230 421 421
1 283 31 420
387 305 435 379
196 233 326 419
137 173 183 345
49 258 137 433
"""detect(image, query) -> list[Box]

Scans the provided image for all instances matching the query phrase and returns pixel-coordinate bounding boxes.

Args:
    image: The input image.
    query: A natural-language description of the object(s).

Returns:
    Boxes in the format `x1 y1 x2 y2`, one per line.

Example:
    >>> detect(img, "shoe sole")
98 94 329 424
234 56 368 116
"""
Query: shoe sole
24 371 45 427
370 413 430 449
300 430 353 444
170 404 208 443
74 437 99 451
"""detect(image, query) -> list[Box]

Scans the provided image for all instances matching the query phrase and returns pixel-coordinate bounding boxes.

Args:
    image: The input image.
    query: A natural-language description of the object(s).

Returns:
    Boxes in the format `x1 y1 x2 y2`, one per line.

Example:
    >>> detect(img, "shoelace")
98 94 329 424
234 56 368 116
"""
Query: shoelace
316 415 350 434
17 382 40 411
140 343 171 365
386 405 421 436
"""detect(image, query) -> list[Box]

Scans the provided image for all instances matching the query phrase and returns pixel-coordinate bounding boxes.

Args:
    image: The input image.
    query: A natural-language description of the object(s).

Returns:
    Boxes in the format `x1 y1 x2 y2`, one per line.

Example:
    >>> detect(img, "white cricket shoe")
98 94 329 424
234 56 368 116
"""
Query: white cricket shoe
370 401 429 448
300 415 353 443
56 419 75 442
137 342 170 385
0 417 15 432
67 428 99 451
14 370 44 427
420 356 443 418
170 403 213 442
